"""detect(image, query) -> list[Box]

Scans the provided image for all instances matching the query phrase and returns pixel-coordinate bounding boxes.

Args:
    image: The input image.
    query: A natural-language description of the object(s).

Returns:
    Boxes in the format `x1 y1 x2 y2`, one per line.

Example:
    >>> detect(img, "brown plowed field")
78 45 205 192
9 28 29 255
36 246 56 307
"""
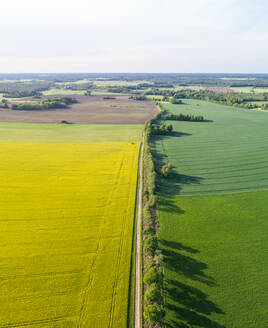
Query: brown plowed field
0 95 158 124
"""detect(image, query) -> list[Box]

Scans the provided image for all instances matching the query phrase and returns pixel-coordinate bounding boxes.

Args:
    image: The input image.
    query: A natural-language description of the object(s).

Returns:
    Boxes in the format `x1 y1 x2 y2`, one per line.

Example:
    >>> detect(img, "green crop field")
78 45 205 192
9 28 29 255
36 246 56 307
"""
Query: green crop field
152 100 268 195
0 141 139 327
158 191 268 328
0 121 143 327
230 86 268 93
0 122 143 142
151 100 268 328
43 88 85 95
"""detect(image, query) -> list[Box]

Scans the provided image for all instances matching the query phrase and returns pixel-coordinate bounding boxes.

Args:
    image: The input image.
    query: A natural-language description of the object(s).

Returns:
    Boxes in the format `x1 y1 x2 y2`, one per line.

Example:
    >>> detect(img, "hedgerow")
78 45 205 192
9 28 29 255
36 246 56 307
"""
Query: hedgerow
142 105 165 327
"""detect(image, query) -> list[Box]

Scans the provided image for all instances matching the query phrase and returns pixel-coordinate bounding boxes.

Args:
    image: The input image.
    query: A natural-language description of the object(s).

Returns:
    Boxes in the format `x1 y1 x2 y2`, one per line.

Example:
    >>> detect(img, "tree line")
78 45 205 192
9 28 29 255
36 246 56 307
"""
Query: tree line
11 97 78 110
145 88 268 110
142 121 165 326
166 113 204 121
3 90 42 98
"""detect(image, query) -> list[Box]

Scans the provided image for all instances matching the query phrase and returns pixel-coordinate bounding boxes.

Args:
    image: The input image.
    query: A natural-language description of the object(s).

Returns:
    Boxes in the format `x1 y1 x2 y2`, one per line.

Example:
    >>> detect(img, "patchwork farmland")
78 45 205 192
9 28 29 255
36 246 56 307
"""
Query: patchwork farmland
0 91 152 328
0 95 158 124
1 72 268 328
150 100 268 328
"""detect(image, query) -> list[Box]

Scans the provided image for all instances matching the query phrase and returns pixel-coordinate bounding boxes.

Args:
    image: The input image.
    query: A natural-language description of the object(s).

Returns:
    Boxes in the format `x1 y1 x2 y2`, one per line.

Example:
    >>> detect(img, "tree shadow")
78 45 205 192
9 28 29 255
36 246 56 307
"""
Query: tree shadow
160 239 199 254
161 248 215 286
165 305 225 328
171 131 193 137
156 172 203 197
160 241 225 328
151 131 192 142
150 132 203 196
157 197 185 214
203 119 214 123
166 280 224 316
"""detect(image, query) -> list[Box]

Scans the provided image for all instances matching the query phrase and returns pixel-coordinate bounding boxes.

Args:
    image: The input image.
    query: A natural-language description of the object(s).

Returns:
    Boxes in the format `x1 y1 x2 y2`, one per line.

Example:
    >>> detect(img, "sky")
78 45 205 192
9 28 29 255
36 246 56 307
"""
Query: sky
0 0 267 73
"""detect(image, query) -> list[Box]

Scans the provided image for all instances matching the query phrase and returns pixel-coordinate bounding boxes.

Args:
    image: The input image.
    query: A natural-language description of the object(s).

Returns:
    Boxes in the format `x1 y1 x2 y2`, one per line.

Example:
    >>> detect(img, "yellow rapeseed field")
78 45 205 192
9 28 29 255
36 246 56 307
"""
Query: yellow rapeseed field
0 141 140 328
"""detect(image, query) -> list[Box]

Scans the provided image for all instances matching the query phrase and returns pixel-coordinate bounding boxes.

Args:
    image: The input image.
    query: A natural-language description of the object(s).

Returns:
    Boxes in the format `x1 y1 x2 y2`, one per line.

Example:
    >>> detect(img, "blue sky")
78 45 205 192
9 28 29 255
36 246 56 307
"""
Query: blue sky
0 0 267 73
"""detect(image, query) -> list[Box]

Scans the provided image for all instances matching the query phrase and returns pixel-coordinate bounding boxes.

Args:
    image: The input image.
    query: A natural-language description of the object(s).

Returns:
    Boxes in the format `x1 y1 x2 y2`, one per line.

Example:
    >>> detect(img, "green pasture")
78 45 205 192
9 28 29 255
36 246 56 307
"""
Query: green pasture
248 100 268 107
158 191 268 328
94 80 151 87
220 77 256 80
230 86 268 93
151 99 268 195
0 122 143 142
174 85 204 91
43 88 85 96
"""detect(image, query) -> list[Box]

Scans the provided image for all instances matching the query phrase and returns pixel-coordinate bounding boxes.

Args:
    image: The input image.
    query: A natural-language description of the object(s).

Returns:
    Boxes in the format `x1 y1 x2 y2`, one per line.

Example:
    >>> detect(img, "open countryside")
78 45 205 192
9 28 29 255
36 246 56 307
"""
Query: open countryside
0 72 268 328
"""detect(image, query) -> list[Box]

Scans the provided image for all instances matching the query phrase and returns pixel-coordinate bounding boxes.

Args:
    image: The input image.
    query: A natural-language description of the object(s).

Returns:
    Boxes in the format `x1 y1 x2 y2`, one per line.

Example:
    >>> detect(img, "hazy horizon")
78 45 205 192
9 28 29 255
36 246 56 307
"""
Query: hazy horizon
0 71 268 76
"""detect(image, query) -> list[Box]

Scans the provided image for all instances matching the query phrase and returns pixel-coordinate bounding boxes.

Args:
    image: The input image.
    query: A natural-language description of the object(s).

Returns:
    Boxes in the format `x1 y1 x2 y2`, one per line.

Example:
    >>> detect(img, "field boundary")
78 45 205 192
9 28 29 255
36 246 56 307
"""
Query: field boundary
127 141 142 328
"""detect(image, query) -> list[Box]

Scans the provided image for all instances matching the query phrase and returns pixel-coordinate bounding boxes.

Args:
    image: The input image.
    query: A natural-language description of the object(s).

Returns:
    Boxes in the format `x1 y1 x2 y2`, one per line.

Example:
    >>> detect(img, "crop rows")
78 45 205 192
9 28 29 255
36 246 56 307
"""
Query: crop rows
152 100 268 195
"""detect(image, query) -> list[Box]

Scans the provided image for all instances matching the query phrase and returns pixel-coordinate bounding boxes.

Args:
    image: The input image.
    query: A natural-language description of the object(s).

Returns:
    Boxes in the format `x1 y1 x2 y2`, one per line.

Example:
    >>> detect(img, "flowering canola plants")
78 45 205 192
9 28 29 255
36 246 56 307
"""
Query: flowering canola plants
0 141 139 328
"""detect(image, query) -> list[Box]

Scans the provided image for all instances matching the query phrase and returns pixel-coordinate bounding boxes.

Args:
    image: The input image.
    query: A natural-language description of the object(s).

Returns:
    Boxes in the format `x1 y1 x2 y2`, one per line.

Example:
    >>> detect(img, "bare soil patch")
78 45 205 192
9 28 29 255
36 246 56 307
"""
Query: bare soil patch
0 95 158 124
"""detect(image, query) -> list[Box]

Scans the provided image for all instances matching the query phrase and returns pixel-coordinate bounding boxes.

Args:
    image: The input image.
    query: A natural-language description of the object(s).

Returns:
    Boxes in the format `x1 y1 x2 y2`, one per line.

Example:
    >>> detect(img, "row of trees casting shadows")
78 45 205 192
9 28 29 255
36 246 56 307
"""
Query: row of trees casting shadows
151 130 225 327
160 237 225 328
150 131 203 197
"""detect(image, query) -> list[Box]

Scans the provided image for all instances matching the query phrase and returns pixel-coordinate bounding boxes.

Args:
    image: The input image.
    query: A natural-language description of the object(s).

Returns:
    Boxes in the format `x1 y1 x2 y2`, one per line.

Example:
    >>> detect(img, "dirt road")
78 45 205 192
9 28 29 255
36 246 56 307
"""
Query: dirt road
134 138 143 328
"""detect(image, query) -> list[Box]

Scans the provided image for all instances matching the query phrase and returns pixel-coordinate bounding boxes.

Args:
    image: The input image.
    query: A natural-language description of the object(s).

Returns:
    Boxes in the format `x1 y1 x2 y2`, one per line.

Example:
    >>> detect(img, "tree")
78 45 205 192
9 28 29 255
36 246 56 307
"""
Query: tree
170 96 182 104
84 90 91 96
161 163 172 178
1 98 8 108
167 124 173 132
143 237 158 256
143 226 156 236
144 286 163 304
144 267 163 285
144 305 165 323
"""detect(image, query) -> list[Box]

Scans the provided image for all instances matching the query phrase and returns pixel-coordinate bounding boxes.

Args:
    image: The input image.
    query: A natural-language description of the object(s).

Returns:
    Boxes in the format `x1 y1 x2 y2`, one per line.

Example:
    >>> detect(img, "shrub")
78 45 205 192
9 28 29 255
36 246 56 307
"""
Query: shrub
161 163 172 178
144 304 165 323
143 190 149 201
144 267 162 285
129 95 147 101
169 96 182 104
143 237 158 256
143 226 156 236
166 113 204 121
151 123 173 135
144 286 163 304
143 206 151 219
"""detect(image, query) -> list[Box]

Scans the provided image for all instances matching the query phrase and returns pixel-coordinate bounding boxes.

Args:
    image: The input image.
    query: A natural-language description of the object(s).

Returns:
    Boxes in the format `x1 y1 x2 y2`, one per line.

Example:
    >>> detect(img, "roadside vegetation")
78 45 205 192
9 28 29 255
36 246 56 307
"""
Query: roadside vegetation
142 120 166 327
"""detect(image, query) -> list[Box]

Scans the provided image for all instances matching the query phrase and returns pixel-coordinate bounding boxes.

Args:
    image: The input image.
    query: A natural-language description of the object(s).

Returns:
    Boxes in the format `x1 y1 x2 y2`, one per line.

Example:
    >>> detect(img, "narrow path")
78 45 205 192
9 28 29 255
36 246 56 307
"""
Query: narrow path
134 137 144 328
